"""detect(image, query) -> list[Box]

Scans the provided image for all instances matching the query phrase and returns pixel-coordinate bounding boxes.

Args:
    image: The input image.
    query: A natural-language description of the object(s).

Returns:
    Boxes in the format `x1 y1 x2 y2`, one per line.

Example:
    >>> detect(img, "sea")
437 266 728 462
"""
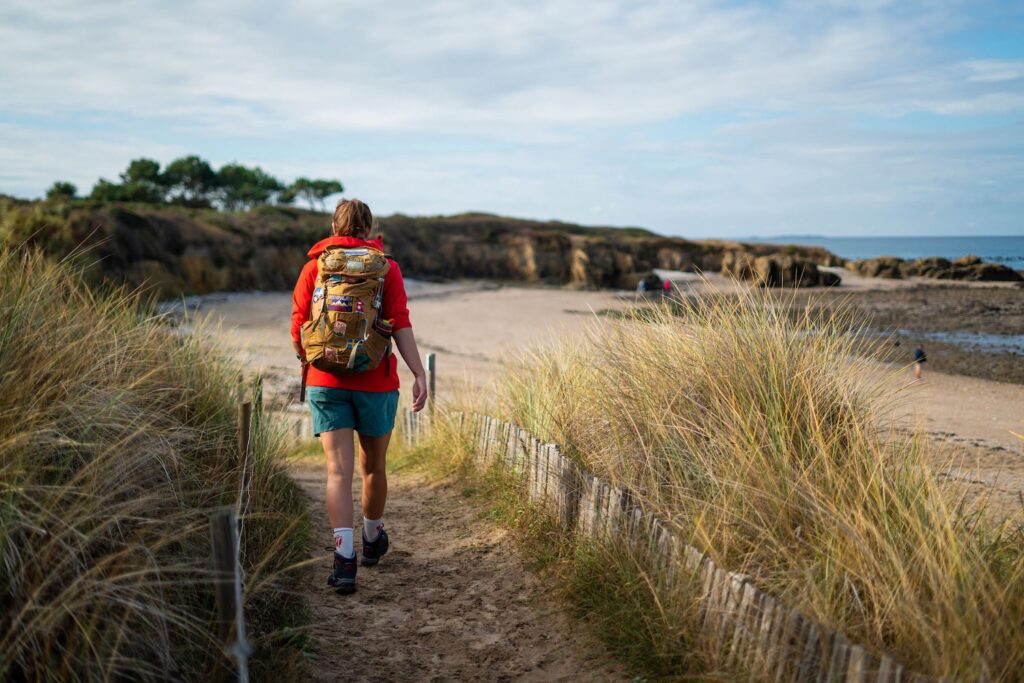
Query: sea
742 235 1024 270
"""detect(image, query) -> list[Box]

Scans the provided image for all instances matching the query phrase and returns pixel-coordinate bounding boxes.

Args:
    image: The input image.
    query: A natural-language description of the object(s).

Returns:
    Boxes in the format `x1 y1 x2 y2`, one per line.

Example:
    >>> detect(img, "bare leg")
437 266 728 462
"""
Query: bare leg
359 432 392 520
914 363 922 379
321 428 356 529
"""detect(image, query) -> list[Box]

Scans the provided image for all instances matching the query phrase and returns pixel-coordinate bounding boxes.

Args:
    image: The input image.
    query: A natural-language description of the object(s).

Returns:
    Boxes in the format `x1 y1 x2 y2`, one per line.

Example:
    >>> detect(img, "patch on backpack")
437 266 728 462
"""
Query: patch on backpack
327 295 353 312
344 248 369 256
346 260 365 273
333 320 347 335
312 287 324 304
355 300 364 313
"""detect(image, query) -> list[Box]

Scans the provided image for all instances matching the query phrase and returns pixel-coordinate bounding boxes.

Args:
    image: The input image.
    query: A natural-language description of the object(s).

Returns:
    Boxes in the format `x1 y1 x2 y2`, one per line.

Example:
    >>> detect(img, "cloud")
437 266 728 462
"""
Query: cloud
1 0 1022 235
3 0 1018 133
962 59 1024 83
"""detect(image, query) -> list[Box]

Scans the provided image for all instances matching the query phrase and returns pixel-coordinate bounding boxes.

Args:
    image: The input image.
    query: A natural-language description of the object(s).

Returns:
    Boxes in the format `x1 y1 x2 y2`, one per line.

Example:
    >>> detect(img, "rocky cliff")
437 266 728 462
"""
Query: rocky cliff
384 213 840 289
0 199 844 296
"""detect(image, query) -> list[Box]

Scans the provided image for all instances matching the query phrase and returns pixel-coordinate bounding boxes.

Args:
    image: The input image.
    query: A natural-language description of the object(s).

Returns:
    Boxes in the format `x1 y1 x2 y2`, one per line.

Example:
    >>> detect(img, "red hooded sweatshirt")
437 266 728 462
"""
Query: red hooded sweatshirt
291 236 412 392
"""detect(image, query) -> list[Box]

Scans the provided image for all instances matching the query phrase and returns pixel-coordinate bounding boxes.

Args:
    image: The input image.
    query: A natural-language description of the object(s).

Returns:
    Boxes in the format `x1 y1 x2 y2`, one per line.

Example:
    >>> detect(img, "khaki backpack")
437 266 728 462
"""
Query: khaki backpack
301 245 394 374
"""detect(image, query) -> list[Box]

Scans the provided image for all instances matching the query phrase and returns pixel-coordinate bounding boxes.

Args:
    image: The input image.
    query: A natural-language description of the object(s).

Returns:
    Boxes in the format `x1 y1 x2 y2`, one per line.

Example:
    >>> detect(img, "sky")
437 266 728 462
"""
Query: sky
1 0 1023 238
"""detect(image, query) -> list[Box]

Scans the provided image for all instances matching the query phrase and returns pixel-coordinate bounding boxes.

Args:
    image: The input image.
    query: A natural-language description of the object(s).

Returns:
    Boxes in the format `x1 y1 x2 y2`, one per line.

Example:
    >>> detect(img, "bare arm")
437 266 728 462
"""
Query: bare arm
393 327 428 412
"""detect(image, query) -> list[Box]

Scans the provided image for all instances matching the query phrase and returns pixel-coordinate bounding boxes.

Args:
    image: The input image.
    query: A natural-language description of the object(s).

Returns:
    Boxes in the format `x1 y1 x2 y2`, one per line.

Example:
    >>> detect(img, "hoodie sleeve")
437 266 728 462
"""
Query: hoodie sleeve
291 260 318 344
382 260 412 332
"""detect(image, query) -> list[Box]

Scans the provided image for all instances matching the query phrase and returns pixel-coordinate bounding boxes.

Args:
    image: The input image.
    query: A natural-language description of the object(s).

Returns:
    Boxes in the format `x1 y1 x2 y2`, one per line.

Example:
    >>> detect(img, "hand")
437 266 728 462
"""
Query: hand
411 373 428 412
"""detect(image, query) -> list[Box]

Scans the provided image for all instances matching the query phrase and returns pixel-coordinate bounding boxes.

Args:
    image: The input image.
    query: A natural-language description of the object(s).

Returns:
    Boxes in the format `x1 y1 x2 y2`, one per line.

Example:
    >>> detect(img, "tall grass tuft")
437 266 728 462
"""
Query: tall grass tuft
497 288 1024 680
0 250 309 681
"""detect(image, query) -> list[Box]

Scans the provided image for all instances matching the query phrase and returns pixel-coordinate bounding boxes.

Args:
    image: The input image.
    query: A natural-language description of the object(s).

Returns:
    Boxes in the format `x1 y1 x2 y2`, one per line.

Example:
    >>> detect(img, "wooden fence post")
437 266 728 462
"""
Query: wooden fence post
253 375 263 418
209 508 251 683
426 352 436 417
238 401 253 464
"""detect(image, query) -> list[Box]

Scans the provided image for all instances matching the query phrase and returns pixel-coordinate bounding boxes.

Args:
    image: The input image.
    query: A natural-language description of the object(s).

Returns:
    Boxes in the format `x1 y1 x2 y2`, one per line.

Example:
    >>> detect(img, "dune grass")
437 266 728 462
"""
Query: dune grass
0 250 310 681
415 288 1023 680
497 290 1024 680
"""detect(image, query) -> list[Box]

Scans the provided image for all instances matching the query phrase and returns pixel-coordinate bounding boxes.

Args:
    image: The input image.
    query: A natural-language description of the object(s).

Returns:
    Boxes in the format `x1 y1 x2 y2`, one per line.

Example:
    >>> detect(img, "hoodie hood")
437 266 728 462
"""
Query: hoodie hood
307 235 385 259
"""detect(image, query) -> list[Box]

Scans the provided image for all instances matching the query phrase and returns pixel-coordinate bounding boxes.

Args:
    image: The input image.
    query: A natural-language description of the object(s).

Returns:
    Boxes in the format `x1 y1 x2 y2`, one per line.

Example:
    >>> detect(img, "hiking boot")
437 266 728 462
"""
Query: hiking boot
327 552 357 594
361 528 389 566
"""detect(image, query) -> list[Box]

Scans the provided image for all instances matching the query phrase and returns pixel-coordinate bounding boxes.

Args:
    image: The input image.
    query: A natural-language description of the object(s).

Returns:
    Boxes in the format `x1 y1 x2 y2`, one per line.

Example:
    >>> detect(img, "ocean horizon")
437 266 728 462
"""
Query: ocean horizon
740 235 1024 269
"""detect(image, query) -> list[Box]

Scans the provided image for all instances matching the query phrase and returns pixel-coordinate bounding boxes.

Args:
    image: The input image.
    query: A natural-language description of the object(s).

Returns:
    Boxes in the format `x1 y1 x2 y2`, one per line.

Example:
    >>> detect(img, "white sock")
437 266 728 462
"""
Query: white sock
363 518 383 543
333 528 354 558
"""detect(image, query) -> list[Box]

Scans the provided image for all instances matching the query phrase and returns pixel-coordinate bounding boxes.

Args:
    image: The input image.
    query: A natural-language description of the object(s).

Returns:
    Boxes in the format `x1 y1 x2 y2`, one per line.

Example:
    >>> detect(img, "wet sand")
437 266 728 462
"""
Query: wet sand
798 270 1024 385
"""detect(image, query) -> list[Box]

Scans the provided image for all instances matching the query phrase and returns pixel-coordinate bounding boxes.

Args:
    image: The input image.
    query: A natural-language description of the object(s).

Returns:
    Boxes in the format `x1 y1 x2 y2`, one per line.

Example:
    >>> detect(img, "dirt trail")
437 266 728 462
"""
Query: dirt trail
289 458 626 682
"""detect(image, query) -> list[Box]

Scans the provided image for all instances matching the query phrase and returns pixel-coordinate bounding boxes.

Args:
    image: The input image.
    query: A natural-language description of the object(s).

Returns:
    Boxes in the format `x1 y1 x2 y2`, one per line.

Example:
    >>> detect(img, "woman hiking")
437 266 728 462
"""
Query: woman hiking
291 198 428 594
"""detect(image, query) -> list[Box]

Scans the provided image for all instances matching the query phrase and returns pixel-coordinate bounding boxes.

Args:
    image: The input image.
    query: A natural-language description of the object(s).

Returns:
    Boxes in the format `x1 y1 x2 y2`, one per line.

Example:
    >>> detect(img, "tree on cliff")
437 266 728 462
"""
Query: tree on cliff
217 163 284 210
163 155 220 207
286 177 343 211
89 179 126 202
45 181 77 201
277 185 298 205
117 158 169 203
87 158 165 203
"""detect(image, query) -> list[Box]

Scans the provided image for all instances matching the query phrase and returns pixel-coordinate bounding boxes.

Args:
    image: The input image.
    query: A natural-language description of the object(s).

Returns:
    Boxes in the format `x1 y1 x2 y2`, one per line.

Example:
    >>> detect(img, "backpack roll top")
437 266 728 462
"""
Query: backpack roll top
320 246 390 280
301 246 394 375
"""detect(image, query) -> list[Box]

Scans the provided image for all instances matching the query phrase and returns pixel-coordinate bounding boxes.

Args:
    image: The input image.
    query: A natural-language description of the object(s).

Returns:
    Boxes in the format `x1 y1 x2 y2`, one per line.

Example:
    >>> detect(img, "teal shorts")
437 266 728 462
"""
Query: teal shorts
306 387 399 437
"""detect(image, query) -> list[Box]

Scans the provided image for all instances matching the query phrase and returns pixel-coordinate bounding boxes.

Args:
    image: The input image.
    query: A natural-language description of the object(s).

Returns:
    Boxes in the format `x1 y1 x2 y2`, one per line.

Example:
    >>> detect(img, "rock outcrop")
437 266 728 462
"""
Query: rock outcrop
721 251 841 287
846 255 1022 282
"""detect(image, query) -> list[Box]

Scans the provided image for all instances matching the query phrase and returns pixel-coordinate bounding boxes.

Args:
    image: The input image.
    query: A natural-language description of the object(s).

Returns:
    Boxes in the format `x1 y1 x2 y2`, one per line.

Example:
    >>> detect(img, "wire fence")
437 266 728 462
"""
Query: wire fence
207 377 262 683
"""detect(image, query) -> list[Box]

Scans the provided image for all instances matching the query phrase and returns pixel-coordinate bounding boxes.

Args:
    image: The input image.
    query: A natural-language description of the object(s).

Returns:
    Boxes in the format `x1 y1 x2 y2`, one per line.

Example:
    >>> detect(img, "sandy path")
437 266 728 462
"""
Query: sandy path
289 458 625 682
173 283 635 679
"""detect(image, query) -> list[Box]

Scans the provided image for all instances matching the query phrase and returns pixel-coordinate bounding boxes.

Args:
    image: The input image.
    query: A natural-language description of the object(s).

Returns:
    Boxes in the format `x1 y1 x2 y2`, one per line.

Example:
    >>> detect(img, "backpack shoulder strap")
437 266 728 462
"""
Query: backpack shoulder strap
310 264 328 320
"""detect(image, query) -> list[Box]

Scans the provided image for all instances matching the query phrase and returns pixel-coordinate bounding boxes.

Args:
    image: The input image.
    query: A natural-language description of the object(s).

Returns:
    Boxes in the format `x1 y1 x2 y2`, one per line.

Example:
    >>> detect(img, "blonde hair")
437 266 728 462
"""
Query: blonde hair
332 198 373 238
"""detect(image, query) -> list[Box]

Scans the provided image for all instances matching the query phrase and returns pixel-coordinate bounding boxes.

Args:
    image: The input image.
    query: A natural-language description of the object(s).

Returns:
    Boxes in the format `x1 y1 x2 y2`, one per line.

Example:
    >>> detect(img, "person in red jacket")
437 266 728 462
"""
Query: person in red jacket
291 198 428 594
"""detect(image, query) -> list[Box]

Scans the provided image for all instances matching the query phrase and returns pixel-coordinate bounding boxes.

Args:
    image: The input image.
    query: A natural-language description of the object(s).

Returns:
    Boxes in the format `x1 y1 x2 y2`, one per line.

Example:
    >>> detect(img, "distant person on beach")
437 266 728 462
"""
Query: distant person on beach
291 198 428 594
642 272 663 296
913 344 927 379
